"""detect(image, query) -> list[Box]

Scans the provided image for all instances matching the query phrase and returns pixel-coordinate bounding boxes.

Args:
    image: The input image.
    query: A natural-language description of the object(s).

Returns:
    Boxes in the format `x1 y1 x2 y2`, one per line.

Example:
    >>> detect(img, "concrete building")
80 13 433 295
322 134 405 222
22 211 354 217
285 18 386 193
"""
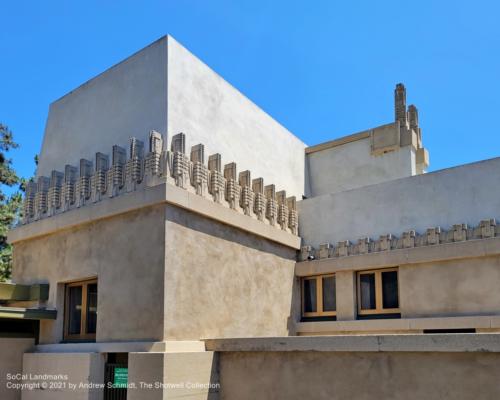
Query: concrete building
1 35 500 399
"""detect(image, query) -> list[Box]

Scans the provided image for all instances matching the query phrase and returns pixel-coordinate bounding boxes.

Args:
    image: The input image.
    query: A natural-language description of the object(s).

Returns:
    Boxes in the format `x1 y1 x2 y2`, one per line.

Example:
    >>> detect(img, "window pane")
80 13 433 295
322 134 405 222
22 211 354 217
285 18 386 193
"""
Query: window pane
382 271 399 309
322 276 336 312
68 286 82 335
303 279 317 313
86 283 98 334
360 273 376 310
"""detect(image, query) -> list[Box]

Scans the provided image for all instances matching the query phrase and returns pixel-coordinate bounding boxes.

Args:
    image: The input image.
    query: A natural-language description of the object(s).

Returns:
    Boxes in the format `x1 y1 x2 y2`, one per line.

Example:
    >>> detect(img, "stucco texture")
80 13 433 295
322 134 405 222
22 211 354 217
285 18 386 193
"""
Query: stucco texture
0 338 34 400
22 352 105 400
218 351 500 400
166 37 306 198
306 135 415 197
163 205 298 340
400 256 500 318
37 37 168 177
12 205 166 343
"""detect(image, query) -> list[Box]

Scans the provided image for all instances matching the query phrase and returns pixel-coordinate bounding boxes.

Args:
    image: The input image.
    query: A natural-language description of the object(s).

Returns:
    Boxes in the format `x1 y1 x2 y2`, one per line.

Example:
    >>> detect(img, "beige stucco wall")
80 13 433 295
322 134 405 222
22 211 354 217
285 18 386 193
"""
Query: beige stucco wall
218 351 500 400
128 351 219 400
400 255 500 318
299 157 500 247
22 352 105 400
306 132 416 197
163 205 298 340
167 37 306 199
0 338 34 400
12 205 166 343
37 37 168 178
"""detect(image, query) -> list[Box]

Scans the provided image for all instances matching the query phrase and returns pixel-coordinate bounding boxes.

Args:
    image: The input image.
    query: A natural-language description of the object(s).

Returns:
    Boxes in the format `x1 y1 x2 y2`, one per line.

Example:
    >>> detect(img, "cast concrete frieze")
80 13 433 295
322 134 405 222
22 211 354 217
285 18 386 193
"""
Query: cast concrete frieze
19 131 299 237
300 218 498 262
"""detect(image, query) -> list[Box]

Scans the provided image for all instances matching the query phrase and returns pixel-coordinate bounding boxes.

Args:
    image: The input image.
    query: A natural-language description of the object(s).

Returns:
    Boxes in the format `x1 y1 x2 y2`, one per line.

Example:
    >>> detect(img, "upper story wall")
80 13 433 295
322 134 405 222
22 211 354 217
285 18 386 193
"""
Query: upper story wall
298 157 500 246
37 37 168 178
37 35 306 198
167 37 306 198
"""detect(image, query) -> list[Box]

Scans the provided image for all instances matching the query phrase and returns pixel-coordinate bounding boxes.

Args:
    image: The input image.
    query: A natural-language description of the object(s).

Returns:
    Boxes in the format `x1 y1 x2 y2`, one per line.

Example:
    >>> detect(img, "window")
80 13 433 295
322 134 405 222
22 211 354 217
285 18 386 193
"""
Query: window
64 278 97 341
302 274 336 317
357 268 399 316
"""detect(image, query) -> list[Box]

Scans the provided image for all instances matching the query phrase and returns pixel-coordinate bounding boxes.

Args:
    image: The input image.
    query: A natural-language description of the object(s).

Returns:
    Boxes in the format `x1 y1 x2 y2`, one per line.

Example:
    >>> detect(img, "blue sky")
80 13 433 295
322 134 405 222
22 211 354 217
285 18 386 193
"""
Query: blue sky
1 0 500 189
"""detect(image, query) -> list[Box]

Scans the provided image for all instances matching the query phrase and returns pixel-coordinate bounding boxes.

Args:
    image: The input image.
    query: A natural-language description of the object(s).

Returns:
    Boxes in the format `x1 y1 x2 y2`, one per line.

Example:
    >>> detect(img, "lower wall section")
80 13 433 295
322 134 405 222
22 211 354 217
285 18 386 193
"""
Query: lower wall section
218 350 500 400
128 351 219 400
16 349 218 400
0 338 34 400
21 353 105 400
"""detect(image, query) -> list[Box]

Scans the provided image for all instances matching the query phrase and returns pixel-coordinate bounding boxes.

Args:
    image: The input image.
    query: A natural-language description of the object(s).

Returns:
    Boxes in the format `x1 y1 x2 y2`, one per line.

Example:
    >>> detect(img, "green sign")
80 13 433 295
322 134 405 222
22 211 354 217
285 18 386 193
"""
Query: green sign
114 367 128 388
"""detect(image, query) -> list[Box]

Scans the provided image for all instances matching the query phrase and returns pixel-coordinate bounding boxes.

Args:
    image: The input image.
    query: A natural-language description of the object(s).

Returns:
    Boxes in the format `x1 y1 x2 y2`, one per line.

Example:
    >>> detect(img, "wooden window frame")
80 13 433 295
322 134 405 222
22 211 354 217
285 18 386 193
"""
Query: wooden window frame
302 274 337 317
357 268 399 315
64 278 97 341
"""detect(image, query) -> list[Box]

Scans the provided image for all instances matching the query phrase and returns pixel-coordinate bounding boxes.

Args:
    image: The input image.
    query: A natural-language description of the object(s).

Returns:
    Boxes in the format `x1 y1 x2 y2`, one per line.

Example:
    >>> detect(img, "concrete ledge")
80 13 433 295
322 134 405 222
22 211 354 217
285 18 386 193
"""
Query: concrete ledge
305 130 370 154
204 334 500 353
296 315 500 334
9 182 300 249
34 340 205 353
296 236 500 276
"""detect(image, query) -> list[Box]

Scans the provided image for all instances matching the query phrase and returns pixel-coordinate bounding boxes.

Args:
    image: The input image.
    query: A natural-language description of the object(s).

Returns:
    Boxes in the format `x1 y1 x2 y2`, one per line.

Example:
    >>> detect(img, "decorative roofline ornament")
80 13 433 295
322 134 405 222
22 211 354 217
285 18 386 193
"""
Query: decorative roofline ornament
19 131 299 237
299 219 499 262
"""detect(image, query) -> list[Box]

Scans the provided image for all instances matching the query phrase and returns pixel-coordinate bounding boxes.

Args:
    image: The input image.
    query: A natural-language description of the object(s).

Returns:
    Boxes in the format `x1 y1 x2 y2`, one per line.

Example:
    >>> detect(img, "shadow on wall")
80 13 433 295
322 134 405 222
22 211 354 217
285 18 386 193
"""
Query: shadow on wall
165 205 296 260
287 276 301 336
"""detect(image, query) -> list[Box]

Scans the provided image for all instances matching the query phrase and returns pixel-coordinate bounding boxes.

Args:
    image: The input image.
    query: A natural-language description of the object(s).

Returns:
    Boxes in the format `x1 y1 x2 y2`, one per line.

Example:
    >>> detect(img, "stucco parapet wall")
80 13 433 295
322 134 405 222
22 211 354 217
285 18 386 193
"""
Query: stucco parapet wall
204 334 500 353
11 131 300 248
9 182 300 249
296 315 500 335
297 235 500 275
299 218 499 264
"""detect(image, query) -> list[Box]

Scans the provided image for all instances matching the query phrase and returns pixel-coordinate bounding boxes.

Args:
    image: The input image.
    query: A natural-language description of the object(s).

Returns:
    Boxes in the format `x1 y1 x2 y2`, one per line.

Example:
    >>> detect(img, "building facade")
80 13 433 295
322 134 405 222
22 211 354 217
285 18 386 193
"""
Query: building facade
1 36 500 399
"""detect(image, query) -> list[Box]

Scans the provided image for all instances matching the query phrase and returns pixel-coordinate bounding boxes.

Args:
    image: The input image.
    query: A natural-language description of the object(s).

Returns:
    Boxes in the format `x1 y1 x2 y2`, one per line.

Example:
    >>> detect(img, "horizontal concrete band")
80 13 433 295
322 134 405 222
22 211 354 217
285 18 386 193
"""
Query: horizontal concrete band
34 340 205 353
296 236 500 276
296 315 500 334
9 183 300 249
305 130 371 154
204 334 500 353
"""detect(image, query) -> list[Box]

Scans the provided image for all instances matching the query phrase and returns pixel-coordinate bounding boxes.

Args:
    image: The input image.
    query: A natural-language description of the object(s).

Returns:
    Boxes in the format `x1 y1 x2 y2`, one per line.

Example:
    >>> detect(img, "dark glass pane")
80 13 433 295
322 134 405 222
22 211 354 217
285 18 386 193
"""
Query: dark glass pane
322 276 336 312
360 273 376 310
68 286 82 335
303 279 317 313
86 283 98 334
382 271 399 309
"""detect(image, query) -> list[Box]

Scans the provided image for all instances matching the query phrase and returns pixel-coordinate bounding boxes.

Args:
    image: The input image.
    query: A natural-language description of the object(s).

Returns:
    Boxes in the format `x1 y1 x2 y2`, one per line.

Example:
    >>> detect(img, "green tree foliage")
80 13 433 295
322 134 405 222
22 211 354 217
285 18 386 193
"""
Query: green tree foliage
0 123 23 281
